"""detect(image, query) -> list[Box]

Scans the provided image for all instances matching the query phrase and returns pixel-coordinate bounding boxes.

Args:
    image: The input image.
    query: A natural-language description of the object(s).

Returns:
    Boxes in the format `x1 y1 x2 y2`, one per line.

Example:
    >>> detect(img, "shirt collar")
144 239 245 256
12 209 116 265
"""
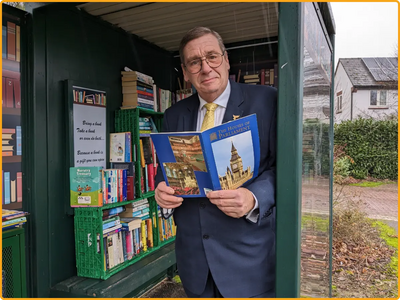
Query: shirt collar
198 80 231 110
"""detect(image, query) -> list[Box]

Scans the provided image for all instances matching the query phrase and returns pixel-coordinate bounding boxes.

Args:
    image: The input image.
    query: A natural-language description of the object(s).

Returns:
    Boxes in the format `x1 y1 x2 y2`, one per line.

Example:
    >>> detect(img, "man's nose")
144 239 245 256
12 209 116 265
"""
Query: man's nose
200 58 212 73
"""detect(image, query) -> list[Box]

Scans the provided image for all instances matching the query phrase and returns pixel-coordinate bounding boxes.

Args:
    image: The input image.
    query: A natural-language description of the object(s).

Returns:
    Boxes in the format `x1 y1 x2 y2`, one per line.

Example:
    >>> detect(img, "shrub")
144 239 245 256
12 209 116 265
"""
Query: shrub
334 118 398 180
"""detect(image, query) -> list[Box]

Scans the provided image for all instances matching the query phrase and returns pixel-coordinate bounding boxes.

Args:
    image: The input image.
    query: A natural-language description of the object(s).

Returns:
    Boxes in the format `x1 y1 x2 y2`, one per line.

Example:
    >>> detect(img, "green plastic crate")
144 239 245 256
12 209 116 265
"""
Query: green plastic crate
115 107 164 199
74 195 175 280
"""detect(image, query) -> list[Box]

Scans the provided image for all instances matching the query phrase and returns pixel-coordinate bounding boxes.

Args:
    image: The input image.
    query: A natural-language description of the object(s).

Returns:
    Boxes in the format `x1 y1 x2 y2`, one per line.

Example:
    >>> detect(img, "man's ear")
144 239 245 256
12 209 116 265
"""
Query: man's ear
182 63 189 82
224 51 230 71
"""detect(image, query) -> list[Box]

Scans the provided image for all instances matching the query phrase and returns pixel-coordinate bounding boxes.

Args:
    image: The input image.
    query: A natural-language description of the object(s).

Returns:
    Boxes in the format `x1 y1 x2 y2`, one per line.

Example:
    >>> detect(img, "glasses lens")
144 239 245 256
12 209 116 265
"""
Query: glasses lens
206 53 222 67
187 59 201 73
186 53 224 74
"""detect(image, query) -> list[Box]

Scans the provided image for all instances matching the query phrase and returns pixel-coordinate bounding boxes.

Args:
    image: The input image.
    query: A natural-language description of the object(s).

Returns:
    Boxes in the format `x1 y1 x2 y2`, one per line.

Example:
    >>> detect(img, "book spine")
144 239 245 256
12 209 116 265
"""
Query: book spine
4 172 10 204
5 78 14 108
7 22 16 61
2 25 6 59
16 126 21 155
16 172 22 202
122 169 127 202
13 79 21 108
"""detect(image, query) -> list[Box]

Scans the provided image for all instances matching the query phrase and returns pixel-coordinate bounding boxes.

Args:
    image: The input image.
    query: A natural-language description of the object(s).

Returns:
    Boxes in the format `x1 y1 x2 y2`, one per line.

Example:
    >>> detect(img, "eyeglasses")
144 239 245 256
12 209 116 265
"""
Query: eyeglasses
184 52 225 74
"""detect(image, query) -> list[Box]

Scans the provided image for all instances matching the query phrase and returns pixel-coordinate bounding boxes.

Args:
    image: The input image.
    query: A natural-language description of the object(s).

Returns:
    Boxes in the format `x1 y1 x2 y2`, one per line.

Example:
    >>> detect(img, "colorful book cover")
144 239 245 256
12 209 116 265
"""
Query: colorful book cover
70 167 103 207
150 114 260 197
110 133 126 162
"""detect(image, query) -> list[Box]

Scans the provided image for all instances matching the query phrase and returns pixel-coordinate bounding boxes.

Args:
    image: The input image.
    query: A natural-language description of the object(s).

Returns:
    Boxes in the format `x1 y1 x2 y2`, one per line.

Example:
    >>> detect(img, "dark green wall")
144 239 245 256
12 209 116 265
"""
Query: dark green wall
29 5 174 297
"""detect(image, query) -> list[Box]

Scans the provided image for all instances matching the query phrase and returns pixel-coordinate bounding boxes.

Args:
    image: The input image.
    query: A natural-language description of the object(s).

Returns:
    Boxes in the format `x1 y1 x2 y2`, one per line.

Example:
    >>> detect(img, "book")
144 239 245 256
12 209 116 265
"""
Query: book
150 114 260 197
110 132 131 162
7 22 16 61
70 167 103 207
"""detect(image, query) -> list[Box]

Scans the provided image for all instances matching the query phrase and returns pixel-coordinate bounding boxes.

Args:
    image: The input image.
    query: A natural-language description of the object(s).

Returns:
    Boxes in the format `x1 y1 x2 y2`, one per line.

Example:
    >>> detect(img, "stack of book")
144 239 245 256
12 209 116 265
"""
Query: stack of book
119 198 150 220
2 209 28 231
100 206 153 270
2 127 21 156
121 70 156 110
243 74 260 85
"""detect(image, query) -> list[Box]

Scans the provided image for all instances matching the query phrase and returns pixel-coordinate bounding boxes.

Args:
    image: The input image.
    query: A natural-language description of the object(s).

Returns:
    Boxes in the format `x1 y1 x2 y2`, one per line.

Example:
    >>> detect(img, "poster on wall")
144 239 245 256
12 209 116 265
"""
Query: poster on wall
72 85 107 169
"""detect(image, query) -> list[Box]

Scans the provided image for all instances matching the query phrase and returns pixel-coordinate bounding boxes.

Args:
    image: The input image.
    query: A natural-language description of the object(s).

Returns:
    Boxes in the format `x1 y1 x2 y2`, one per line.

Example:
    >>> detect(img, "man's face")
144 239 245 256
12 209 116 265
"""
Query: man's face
181 34 230 103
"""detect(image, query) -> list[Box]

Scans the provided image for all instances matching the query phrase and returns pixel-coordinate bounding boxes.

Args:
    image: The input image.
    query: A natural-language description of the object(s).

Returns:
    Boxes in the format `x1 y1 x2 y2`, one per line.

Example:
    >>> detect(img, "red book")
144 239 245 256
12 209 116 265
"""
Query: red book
2 77 5 107
13 79 21 108
17 172 22 202
5 78 14 107
7 22 16 61
260 69 265 85
2 128 16 134
127 176 134 200
137 90 154 97
2 151 13 156
147 164 155 191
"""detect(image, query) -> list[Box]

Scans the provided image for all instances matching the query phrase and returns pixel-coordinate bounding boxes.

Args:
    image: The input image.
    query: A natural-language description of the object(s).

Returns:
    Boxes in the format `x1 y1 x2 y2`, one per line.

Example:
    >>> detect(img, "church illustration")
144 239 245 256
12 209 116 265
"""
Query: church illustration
219 141 253 190
163 162 200 195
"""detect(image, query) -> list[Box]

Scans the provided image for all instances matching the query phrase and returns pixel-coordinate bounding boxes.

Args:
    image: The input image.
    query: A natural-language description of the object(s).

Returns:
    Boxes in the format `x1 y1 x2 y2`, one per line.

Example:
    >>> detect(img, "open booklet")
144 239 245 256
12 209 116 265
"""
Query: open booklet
150 114 260 197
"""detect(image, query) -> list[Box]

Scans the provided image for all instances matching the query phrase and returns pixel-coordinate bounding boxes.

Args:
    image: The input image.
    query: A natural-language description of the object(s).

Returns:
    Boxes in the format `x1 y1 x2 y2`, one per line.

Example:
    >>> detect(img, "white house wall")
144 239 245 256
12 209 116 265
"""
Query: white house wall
352 89 398 120
334 62 353 123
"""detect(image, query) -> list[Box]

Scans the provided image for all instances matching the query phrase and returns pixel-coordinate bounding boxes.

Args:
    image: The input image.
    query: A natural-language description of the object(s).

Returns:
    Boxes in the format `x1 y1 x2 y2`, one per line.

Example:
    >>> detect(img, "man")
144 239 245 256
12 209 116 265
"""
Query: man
154 27 277 298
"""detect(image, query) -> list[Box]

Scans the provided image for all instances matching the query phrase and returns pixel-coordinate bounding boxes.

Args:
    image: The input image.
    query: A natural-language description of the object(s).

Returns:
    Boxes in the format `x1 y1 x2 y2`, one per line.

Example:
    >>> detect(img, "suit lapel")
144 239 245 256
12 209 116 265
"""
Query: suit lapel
222 80 245 124
182 94 200 131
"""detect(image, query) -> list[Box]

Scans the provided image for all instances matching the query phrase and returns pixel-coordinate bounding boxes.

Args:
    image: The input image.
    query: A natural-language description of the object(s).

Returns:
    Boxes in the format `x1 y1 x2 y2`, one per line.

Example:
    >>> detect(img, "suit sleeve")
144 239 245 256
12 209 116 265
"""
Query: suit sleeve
244 101 277 226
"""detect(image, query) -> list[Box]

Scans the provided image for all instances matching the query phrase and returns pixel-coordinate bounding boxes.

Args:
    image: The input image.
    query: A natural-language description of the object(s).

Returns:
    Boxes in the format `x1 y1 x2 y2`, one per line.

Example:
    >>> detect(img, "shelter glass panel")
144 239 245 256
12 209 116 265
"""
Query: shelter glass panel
300 2 332 297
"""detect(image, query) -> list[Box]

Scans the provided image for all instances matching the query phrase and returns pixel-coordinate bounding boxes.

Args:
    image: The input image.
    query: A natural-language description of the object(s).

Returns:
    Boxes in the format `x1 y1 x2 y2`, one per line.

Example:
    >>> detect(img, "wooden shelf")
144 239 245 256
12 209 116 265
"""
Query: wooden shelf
3 202 23 210
2 107 21 115
2 156 22 163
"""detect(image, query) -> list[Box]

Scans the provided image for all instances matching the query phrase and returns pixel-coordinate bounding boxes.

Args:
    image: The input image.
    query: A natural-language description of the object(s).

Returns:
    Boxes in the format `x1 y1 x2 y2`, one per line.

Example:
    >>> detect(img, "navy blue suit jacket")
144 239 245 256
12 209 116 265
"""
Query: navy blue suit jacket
155 80 277 297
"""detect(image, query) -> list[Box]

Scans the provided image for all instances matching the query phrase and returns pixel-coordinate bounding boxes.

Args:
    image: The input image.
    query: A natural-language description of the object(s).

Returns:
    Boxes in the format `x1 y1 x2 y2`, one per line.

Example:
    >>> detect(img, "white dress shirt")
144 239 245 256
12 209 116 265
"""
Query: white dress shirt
163 81 259 222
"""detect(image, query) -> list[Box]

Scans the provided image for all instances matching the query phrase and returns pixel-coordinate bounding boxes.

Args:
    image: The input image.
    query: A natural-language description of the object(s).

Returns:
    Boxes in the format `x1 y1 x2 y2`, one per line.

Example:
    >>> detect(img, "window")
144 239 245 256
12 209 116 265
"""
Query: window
336 91 342 113
370 90 387 106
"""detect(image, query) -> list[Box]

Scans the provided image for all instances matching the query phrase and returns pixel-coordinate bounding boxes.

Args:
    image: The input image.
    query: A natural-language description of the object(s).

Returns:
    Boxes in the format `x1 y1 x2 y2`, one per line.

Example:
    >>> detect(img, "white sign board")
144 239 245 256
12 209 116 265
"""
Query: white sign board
73 103 106 168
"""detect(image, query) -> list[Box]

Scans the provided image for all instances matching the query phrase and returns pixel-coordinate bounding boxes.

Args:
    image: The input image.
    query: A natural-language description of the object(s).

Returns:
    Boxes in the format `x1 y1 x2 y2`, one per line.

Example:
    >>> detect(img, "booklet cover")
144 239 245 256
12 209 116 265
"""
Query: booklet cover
150 114 260 197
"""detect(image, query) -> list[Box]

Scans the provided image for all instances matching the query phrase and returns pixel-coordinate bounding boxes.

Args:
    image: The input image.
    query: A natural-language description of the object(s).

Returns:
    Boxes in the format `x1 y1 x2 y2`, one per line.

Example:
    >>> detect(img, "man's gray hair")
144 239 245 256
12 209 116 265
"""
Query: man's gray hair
179 27 226 64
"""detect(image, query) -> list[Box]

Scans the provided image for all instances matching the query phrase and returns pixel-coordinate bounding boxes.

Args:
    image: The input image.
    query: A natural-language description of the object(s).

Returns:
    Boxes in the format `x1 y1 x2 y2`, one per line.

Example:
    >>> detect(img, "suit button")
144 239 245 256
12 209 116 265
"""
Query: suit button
200 202 206 209
203 235 209 240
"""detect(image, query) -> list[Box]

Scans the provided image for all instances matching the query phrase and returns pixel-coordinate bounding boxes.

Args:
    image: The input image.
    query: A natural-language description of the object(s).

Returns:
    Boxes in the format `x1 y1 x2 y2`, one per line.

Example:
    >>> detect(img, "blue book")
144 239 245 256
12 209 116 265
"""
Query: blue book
150 114 260 198
4 172 10 205
2 25 6 59
16 126 22 155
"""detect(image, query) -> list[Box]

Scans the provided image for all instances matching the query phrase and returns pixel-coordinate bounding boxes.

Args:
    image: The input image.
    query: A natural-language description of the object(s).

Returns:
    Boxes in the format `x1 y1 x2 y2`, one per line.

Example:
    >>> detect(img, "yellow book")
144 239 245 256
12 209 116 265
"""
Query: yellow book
139 139 146 168
141 220 147 252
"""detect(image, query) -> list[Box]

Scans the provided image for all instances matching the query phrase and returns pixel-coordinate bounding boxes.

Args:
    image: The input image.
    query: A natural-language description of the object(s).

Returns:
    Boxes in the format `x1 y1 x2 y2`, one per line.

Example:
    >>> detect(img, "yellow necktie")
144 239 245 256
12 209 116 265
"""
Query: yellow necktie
201 103 219 131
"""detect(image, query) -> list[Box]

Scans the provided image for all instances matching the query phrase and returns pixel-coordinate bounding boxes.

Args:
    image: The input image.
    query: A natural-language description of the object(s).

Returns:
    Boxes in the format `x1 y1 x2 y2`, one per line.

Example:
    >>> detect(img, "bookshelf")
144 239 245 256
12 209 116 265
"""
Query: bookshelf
2 17 23 210
74 192 174 280
73 106 175 280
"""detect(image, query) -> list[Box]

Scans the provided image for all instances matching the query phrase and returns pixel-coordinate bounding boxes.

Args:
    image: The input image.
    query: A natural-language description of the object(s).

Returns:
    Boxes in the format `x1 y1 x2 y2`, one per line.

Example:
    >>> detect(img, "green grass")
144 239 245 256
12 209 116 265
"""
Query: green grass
372 221 398 275
349 181 396 187
173 275 182 284
301 214 329 232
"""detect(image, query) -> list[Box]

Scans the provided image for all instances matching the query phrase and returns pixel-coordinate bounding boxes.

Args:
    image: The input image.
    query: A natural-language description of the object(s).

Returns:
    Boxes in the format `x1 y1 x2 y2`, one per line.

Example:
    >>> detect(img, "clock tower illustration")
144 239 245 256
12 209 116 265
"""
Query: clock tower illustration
219 141 253 190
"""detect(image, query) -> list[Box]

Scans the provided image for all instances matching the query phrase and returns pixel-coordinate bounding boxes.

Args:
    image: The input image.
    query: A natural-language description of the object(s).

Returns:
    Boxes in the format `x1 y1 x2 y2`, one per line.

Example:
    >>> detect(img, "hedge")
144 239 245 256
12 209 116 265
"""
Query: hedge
334 118 398 180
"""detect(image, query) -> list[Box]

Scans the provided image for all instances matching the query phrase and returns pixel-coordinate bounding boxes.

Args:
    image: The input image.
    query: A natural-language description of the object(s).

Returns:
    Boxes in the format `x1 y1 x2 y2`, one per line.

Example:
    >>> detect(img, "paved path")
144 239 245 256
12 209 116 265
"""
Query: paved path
302 178 398 231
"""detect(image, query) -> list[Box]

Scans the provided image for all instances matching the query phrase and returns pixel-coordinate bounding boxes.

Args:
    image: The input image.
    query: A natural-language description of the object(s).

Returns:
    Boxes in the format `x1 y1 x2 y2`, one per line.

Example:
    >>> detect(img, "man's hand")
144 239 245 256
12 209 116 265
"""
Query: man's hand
155 181 184 209
207 188 255 218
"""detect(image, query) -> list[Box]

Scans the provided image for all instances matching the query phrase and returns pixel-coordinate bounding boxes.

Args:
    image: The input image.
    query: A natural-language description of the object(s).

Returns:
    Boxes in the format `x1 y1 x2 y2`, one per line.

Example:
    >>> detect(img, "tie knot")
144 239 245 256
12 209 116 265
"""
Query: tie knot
204 103 218 112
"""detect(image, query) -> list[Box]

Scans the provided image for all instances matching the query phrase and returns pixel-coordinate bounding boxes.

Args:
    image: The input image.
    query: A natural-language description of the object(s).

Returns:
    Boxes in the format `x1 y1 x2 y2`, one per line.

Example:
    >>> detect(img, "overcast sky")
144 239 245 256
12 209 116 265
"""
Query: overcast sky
330 2 398 66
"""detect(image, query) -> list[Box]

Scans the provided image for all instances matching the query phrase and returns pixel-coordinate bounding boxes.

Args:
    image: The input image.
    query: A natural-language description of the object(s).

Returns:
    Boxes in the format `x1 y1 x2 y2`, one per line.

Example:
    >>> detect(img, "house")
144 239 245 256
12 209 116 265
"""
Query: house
334 57 398 123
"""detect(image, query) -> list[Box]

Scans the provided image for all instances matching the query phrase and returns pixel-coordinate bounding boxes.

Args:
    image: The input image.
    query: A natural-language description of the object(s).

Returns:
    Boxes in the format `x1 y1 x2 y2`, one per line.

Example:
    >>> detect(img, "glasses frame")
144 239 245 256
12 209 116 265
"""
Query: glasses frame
184 51 226 74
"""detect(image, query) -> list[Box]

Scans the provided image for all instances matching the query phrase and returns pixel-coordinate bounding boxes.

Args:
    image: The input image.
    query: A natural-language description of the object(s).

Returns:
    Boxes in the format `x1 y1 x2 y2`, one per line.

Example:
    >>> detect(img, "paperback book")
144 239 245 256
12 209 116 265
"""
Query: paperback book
150 114 260 197
70 166 103 207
